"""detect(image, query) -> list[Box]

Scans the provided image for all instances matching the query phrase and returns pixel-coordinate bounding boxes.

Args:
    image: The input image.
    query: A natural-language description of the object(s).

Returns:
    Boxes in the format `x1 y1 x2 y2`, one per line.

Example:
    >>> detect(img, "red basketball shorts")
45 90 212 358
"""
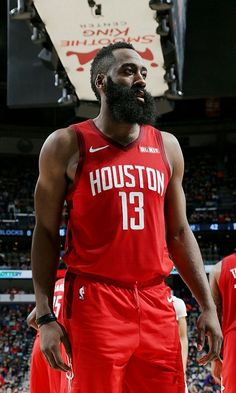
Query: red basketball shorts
222 330 236 393
63 272 185 393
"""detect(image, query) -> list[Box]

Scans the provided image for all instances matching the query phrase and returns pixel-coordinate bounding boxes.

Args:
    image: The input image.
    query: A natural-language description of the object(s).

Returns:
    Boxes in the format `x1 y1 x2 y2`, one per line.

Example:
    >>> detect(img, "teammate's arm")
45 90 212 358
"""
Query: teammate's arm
26 307 38 330
31 127 77 371
163 132 222 364
178 316 188 373
209 262 223 323
209 262 223 385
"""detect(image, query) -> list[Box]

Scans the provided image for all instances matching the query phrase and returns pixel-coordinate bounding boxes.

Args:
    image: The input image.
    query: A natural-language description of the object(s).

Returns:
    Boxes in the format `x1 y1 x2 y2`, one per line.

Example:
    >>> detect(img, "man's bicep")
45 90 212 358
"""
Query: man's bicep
163 134 189 238
34 175 67 230
34 133 69 232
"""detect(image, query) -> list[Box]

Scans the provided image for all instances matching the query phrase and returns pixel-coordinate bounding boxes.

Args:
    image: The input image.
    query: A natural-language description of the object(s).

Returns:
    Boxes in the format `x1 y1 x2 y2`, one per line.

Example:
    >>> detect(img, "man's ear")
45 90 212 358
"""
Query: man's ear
95 73 106 89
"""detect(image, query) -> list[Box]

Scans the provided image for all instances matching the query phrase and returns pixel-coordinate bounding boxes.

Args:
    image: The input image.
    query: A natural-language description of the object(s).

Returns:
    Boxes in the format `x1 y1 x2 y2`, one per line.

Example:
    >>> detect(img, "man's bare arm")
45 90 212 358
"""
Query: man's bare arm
163 132 222 364
26 307 38 330
31 127 77 371
209 262 223 385
209 262 222 322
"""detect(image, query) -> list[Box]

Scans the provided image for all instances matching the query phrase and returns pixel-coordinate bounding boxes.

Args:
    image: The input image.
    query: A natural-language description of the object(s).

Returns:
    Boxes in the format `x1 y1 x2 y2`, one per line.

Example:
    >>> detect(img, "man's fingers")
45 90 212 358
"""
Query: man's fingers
197 352 215 366
61 334 72 358
43 348 71 371
197 328 205 351
43 351 60 370
39 323 72 371
197 334 222 365
59 323 72 357
213 375 221 385
52 348 71 371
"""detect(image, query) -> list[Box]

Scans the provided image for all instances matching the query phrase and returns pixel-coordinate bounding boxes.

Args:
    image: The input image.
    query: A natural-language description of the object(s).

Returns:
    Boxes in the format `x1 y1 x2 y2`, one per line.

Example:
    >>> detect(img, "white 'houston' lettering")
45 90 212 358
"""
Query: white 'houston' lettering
156 170 164 196
89 165 165 196
230 268 236 279
101 167 113 191
112 165 124 188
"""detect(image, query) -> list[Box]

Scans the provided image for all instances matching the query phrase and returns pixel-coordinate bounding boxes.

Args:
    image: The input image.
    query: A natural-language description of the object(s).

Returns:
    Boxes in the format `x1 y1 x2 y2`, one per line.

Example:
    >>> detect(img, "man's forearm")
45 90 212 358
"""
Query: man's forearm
168 227 215 310
31 224 60 317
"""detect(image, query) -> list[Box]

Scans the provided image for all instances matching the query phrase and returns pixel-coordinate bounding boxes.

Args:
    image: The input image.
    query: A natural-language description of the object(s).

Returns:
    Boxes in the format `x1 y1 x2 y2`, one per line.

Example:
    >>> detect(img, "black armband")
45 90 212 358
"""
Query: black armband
36 312 57 328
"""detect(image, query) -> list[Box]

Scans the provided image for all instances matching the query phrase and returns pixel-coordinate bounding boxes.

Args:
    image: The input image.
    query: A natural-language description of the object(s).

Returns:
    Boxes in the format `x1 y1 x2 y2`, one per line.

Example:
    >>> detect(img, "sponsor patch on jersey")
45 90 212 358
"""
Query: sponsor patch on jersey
139 146 160 153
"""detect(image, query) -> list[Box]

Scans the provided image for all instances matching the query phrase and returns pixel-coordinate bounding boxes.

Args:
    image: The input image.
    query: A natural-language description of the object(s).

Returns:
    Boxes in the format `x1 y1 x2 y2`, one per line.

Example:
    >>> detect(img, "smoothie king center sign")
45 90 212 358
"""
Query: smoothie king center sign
33 0 167 101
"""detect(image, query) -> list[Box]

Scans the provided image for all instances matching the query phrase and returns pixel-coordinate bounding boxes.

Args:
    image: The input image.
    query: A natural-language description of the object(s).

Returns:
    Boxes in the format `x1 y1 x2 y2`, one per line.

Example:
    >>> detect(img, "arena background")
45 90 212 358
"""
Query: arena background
0 1 236 392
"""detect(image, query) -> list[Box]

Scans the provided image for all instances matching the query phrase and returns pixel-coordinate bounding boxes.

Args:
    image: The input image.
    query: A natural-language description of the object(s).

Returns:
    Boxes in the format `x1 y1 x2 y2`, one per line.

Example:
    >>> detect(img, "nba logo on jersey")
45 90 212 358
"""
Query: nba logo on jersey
79 286 85 300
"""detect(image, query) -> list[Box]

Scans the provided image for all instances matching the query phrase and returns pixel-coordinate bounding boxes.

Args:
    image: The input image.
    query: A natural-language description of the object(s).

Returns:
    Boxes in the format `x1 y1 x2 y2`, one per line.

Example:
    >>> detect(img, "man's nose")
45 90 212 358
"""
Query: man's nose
133 71 146 88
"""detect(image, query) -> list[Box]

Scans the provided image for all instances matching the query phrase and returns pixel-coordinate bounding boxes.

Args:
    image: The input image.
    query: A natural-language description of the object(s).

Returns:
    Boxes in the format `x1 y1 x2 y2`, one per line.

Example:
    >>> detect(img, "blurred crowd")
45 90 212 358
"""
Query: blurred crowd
184 148 236 224
0 304 35 393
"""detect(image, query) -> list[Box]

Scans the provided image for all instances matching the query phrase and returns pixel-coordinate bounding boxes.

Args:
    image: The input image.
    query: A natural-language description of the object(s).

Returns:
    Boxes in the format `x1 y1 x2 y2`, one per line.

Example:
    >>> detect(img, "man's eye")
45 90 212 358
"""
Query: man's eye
125 68 133 74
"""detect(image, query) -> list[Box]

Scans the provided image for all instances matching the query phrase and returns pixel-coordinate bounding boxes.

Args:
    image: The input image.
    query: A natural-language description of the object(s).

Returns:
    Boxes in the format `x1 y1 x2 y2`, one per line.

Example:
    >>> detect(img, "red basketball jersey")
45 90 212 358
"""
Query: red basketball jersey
219 253 236 336
53 278 65 321
63 120 172 282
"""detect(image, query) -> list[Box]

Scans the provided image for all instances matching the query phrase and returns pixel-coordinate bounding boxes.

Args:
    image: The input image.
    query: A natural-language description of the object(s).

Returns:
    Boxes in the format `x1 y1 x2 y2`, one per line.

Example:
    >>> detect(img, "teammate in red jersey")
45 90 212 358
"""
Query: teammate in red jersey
28 277 68 393
31 42 222 393
210 252 236 392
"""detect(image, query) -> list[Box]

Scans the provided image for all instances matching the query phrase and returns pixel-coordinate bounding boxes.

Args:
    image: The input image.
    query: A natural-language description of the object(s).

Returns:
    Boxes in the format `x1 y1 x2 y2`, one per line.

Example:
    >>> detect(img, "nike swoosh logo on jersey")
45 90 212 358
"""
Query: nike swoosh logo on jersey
167 296 173 303
89 145 109 153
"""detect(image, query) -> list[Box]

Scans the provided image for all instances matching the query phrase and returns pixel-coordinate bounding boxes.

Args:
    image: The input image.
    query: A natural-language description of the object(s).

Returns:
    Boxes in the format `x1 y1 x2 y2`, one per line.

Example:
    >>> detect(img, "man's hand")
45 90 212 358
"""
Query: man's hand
211 358 222 385
196 308 223 365
39 321 72 372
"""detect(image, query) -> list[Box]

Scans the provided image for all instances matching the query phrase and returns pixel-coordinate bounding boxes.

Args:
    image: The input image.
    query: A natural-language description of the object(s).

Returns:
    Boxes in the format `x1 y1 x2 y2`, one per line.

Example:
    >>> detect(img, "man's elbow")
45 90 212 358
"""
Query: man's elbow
166 224 191 247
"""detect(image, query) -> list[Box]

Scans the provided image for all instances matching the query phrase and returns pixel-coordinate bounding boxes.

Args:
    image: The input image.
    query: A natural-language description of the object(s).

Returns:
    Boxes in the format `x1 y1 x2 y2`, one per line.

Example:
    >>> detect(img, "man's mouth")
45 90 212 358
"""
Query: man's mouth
135 89 145 103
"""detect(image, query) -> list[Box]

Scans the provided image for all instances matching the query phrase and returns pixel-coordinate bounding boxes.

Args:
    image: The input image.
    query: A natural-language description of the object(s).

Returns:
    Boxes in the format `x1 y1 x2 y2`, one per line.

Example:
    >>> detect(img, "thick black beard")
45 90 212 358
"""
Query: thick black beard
105 77 156 125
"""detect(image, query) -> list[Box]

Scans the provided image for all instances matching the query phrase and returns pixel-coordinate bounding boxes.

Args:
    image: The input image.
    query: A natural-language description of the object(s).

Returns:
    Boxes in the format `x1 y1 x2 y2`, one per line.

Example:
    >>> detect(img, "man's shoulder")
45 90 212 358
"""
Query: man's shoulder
49 119 91 142
49 127 74 149
40 126 80 164
223 253 236 264
210 261 222 284
68 119 92 133
143 124 179 147
160 130 180 147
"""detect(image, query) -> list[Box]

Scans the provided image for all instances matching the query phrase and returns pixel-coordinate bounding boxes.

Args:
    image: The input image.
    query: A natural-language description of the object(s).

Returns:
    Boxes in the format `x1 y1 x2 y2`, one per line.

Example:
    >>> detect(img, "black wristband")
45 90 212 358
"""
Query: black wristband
36 312 57 328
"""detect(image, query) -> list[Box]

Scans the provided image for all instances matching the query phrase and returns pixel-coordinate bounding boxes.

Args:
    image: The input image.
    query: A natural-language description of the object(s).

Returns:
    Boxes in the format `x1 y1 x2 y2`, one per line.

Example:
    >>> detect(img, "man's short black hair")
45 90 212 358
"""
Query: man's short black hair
90 42 135 100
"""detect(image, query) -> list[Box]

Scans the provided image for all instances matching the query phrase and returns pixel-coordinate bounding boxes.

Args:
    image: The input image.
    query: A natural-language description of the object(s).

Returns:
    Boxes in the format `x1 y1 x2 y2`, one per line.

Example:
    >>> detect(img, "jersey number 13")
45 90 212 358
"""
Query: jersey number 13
119 191 144 230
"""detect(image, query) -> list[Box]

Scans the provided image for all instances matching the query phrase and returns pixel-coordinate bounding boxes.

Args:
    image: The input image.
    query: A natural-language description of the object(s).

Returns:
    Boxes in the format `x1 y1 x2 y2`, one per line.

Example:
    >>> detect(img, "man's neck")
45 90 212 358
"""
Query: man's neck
93 113 140 146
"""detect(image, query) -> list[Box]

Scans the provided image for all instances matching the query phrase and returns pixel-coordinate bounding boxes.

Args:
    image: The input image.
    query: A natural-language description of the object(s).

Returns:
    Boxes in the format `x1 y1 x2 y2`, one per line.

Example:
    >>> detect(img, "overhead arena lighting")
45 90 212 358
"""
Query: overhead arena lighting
9 0 33 20
31 26 46 44
155 14 170 36
54 70 78 107
150 0 187 98
37 46 59 71
57 87 77 106
87 0 102 16
149 0 172 12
